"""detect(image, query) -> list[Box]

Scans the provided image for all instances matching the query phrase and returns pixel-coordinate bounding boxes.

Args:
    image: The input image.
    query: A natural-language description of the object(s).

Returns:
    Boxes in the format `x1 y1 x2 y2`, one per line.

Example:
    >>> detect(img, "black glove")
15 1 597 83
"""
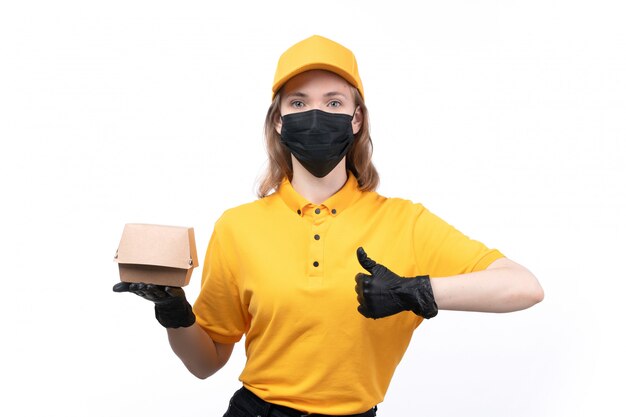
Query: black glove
355 247 438 320
112 282 196 328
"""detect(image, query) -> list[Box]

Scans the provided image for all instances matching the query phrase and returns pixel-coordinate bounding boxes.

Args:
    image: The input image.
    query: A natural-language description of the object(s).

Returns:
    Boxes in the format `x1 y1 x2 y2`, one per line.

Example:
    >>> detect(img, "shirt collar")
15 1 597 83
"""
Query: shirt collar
277 171 361 217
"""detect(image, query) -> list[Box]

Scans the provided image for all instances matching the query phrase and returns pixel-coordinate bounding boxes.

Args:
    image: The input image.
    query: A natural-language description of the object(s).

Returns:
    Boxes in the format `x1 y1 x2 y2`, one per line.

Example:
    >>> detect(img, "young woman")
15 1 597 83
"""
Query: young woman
114 35 544 417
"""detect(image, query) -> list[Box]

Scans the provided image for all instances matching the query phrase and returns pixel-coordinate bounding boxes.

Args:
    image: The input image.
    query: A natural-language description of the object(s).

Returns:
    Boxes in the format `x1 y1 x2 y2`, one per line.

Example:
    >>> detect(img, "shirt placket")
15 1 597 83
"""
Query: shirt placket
304 204 331 285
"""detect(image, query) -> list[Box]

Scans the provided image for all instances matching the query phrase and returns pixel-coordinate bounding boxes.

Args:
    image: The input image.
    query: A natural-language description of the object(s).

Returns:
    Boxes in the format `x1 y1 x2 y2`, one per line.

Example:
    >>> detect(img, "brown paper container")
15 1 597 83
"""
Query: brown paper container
114 223 198 287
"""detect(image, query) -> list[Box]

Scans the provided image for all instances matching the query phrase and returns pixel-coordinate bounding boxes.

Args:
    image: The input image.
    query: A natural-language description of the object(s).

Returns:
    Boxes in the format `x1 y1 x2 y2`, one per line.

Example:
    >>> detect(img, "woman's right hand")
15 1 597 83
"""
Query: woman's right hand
113 282 196 328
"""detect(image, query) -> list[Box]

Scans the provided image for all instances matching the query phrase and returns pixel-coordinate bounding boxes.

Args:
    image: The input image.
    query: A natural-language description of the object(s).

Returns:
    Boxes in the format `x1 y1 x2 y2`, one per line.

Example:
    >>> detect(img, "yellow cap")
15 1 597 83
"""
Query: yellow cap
272 35 364 100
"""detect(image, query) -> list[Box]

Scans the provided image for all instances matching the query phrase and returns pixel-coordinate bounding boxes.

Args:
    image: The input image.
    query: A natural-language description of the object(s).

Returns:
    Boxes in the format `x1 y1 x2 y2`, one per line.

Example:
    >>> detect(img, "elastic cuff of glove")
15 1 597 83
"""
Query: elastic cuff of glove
154 299 196 328
412 275 439 319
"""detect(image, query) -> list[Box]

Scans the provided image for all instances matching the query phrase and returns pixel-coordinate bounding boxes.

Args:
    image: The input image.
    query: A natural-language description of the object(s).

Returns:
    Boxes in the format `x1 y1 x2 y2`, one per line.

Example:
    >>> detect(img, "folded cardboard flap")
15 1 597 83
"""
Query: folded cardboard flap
115 223 198 287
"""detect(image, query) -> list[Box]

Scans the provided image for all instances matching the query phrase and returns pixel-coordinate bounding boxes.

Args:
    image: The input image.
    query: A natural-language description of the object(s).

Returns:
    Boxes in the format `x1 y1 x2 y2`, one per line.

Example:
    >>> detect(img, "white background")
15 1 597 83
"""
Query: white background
1 1 624 416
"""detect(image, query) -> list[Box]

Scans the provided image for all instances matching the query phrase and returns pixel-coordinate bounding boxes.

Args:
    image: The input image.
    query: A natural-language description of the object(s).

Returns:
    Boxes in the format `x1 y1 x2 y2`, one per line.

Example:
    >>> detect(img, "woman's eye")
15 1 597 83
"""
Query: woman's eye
328 100 341 108
291 100 305 108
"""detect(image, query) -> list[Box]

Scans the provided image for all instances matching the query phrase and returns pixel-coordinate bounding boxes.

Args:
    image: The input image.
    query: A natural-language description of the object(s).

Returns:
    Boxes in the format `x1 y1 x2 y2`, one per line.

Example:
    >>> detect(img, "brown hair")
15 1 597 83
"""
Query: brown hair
256 87 379 198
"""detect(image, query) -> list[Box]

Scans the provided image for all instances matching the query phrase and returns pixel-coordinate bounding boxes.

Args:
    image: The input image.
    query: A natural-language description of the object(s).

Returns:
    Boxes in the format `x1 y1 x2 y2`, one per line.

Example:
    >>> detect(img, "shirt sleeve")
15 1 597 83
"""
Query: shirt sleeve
412 204 505 277
192 219 248 344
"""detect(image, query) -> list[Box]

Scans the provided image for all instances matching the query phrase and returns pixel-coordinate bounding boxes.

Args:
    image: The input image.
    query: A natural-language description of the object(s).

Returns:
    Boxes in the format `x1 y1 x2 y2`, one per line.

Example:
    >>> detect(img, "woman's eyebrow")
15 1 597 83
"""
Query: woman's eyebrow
284 92 308 99
323 91 348 99
284 91 347 99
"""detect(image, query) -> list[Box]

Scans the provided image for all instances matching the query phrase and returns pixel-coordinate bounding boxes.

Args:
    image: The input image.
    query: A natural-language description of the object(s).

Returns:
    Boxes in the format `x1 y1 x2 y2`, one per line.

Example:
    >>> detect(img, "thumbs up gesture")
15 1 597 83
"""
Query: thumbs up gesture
355 247 438 320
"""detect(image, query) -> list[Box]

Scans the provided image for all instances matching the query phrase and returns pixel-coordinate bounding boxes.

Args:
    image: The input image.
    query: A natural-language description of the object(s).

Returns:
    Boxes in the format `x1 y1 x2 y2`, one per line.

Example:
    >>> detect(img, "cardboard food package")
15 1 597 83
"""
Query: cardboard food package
114 223 199 287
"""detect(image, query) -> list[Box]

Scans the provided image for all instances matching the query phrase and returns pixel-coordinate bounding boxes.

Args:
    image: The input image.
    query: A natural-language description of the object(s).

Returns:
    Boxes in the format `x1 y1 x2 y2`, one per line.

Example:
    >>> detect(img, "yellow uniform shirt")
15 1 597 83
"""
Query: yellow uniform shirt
193 172 503 414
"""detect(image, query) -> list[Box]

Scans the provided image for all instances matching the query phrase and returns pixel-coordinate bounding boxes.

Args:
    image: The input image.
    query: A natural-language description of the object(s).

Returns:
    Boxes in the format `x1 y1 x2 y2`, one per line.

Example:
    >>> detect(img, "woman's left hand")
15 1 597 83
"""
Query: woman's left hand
354 247 438 320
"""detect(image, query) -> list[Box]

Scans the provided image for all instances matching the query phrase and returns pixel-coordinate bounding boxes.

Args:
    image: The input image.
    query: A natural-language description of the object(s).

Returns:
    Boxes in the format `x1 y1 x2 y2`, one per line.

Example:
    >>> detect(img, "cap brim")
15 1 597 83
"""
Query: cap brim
272 63 362 99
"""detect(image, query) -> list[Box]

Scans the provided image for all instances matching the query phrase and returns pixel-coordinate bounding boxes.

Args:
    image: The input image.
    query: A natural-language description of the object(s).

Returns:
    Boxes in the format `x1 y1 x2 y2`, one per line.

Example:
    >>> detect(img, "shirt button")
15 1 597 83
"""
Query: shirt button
314 234 320 240
331 209 337 214
313 261 319 267
315 208 321 214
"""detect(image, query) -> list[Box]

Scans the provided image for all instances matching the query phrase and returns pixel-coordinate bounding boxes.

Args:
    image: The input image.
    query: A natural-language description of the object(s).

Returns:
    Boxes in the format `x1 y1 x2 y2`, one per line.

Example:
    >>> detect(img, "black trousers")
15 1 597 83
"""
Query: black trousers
223 386 378 417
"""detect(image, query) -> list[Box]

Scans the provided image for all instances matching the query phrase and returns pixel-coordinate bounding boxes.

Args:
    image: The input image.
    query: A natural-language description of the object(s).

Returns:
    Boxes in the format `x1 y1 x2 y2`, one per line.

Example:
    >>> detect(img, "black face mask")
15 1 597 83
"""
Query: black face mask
280 109 355 178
